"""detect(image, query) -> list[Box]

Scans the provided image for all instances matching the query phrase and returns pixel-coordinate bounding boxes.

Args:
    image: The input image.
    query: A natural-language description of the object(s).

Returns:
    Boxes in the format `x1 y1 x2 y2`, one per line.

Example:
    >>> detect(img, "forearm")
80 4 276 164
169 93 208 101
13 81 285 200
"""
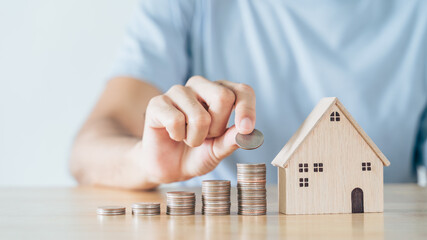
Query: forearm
69 77 162 190
70 118 158 190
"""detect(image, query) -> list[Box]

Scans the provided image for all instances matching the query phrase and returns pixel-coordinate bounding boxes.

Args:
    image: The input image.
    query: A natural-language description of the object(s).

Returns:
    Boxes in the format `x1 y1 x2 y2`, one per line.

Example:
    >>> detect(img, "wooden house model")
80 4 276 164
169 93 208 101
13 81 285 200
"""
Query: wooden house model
272 97 390 215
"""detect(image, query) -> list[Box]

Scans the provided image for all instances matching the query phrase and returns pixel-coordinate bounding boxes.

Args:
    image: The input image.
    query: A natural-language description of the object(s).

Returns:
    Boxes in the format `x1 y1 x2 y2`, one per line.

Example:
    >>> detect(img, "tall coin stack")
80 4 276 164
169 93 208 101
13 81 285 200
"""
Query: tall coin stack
237 163 267 215
166 191 196 215
201 180 231 215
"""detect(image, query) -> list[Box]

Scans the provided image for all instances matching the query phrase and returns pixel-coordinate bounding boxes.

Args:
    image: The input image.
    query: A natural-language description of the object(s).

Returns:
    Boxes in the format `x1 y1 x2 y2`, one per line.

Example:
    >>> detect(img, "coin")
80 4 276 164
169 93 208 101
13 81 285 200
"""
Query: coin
236 163 267 215
97 206 126 216
202 180 231 215
132 202 160 209
166 191 196 216
132 202 161 216
235 129 264 150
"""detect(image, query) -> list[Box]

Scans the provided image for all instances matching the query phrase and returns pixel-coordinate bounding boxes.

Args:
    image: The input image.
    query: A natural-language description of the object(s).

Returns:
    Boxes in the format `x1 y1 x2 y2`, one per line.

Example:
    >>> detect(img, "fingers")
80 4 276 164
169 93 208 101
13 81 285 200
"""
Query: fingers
165 85 211 147
145 95 186 141
145 76 256 149
147 86 211 147
186 76 235 138
216 80 256 134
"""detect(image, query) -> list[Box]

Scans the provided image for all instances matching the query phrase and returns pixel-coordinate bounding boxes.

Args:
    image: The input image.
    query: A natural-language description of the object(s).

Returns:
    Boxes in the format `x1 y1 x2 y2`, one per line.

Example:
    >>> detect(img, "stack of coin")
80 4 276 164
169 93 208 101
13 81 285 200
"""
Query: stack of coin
201 180 231 215
237 163 267 215
166 191 196 215
96 206 126 216
132 202 161 216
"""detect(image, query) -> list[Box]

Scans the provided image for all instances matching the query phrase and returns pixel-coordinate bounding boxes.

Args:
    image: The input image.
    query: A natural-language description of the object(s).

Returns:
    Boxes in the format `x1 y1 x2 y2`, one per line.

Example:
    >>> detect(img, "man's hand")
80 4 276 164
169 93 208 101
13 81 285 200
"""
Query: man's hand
136 76 256 185
70 76 256 190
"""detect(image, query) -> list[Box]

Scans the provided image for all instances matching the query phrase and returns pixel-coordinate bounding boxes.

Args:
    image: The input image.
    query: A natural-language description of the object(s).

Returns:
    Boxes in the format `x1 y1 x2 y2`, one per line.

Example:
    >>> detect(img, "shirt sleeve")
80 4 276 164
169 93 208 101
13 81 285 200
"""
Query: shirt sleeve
109 0 195 92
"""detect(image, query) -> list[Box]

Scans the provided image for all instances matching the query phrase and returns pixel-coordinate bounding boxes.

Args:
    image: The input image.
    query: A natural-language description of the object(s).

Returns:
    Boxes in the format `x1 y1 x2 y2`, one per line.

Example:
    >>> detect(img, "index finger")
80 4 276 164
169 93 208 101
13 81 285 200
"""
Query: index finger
215 80 256 134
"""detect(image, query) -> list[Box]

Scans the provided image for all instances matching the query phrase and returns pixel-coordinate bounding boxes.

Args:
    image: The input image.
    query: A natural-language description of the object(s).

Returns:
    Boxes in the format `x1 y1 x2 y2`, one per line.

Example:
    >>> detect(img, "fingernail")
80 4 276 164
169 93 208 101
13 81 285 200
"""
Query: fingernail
239 117 254 133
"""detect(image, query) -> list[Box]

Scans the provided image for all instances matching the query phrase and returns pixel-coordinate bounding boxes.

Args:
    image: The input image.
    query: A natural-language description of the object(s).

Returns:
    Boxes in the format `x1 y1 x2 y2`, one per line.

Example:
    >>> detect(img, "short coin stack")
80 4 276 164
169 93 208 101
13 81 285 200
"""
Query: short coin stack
166 191 196 215
237 163 267 215
201 180 231 215
132 202 161 216
96 206 126 216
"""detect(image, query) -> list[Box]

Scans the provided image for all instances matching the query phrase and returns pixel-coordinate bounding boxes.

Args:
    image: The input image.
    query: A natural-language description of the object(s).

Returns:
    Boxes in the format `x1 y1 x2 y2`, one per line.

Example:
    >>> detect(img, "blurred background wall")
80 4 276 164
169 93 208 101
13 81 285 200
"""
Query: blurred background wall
0 0 139 186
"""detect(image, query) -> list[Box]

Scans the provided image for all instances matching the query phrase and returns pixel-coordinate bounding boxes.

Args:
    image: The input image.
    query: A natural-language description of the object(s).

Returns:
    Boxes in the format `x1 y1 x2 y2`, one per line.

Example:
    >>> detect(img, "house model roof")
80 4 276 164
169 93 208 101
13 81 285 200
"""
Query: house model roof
271 97 391 168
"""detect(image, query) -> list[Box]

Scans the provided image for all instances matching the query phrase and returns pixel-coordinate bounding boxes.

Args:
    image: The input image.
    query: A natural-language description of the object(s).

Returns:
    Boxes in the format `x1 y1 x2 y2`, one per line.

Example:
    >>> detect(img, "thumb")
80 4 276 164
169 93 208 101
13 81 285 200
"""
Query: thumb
211 125 239 161
180 126 239 178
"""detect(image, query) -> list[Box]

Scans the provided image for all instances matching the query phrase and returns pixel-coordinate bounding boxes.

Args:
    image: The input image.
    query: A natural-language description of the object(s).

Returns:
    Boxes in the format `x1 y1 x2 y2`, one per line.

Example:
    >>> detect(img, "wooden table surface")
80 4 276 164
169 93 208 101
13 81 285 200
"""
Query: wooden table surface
0 184 426 239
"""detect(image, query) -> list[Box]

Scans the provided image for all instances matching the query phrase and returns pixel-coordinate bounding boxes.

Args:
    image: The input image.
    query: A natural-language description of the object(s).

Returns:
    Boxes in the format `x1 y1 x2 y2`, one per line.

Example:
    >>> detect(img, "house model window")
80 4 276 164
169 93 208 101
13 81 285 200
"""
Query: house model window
362 162 372 171
330 111 340 121
299 178 309 187
299 163 308 172
314 163 323 172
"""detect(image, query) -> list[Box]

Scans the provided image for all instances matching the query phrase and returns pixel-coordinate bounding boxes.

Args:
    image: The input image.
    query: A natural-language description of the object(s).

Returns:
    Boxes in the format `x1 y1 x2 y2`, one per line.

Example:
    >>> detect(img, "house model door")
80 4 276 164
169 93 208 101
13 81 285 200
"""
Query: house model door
351 188 364 213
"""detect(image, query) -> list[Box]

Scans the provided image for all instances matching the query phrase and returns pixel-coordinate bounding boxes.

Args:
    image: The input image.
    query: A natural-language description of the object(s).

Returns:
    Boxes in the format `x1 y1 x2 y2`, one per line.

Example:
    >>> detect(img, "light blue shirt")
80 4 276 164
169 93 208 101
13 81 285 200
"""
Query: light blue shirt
111 0 427 185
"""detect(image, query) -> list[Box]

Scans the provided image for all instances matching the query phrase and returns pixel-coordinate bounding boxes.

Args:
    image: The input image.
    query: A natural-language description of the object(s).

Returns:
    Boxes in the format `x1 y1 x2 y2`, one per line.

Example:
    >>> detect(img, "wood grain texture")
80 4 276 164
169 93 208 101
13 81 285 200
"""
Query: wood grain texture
273 97 388 215
282 104 384 214
272 97 336 168
0 185 426 240
272 97 390 168
278 167 286 213
335 99 390 166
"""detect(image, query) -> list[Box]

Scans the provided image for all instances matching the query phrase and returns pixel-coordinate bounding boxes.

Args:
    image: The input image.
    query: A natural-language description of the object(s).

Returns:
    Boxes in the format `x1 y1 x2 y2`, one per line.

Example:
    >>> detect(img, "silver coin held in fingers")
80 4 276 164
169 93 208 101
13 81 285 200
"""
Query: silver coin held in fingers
235 129 264 150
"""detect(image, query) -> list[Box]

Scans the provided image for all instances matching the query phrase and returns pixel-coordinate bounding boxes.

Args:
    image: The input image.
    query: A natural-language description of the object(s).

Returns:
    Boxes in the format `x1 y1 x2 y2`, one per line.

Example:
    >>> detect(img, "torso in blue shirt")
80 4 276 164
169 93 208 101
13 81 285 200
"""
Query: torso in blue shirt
112 0 427 185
